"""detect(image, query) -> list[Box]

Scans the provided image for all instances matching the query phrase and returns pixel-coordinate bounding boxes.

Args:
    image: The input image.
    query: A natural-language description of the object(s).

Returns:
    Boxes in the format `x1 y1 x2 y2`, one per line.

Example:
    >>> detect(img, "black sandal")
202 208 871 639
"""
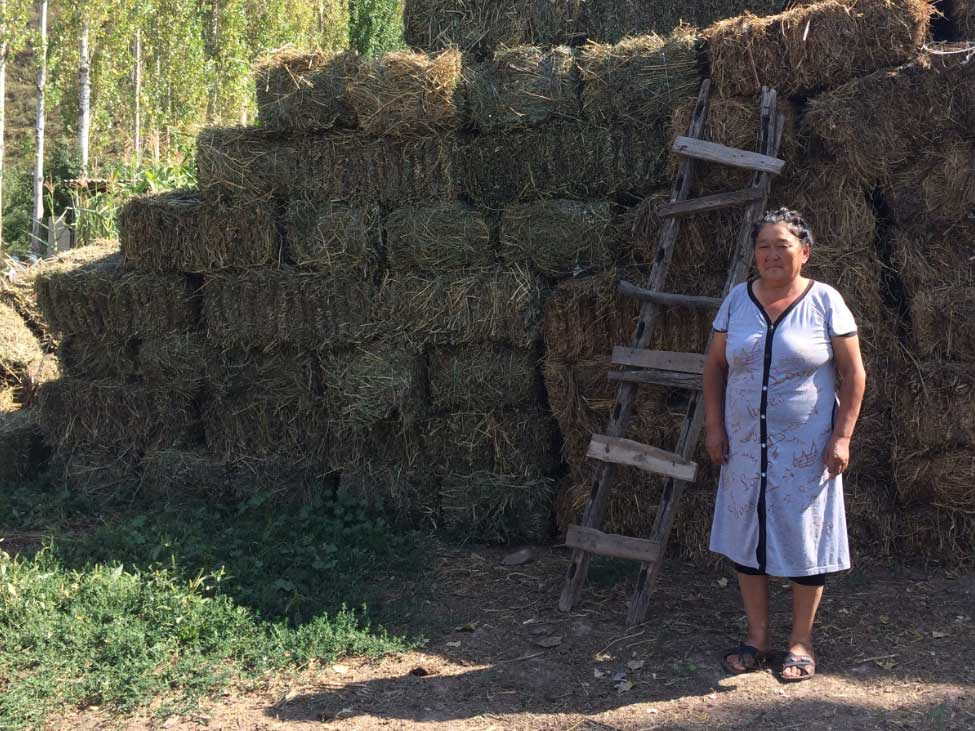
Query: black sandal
778 653 816 682
720 643 766 675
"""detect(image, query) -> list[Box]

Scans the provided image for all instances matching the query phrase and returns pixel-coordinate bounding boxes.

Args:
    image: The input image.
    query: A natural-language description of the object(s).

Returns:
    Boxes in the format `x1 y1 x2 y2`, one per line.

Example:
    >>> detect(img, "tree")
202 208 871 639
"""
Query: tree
0 0 32 249
30 0 47 256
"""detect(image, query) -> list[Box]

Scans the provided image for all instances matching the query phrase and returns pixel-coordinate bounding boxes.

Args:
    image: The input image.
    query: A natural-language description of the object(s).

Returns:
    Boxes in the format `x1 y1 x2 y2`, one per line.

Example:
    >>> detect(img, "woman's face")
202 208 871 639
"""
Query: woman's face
754 222 810 286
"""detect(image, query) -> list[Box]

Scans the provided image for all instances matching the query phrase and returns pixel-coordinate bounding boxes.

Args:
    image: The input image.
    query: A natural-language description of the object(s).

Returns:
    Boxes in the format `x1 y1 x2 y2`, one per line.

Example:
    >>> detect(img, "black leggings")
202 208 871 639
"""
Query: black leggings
733 562 826 587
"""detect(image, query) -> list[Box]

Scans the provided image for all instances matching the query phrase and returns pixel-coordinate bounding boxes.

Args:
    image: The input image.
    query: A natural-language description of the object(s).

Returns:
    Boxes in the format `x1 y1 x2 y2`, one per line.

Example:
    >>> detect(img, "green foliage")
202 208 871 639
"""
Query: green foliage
0 477 426 729
349 0 404 56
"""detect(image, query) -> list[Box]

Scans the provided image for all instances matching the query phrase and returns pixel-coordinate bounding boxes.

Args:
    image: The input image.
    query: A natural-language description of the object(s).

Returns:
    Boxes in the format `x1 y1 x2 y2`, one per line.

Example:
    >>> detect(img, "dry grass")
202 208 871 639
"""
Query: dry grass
0 410 45 482
285 197 381 275
196 127 299 204
440 471 555 543
959 0 975 37
425 408 560 477
804 45 975 186
297 131 457 208
885 141 975 226
385 203 494 272
337 463 439 529
910 287 975 360
500 199 621 276
893 361 975 453
381 267 546 349
52 447 139 495
119 190 281 272
892 222 975 293
465 45 578 131
428 345 540 410
705 0 932 97
203 348 327 466
578 28 700 126
347 49 463 138
255 49 360 131
0 301 44 389
895 450 975 513
34 249 197 341
203 270 380 350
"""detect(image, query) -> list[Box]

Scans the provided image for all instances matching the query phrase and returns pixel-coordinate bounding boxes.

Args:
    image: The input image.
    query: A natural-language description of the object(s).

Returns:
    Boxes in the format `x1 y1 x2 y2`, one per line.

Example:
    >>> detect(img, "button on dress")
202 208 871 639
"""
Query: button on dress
709 280 858 577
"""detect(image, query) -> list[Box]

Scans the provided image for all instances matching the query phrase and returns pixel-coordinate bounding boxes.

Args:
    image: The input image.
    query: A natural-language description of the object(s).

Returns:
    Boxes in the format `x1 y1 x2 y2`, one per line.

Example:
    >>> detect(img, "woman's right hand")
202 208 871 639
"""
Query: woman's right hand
705 425 729 465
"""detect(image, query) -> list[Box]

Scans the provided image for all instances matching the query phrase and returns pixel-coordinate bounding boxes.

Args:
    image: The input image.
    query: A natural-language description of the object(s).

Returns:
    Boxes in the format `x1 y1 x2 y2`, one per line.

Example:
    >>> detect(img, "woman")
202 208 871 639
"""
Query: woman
703 208 866 682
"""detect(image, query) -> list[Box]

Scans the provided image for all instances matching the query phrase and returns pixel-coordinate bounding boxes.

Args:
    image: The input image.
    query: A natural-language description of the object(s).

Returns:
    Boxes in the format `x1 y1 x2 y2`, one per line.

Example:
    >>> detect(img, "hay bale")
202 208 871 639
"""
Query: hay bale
885 144 975 226
958 0 975 37
893 223 975 295
578 28 700 126
338 464 439 529
429 346 540 410
58 335 138 380
610 120 675 198
456 122 615 206
465 45 578 131
910 287 975 360
804 47 975 187
425 408 561 477
321 342 425 434
0 410 47 482
37 377 198 453
204 270 380 349
255 49 360 131
118 190 281 272
329 418 424 473
402 0 570 57
53 447 140 495
298 131 457 207
0 301 45 389
35 251 197 341
385 203 494 272
203 348 327 465
705 0 932 98
440 471 555 543
669 95 800 193
500 200 621 276
347 49 463 138
285 197 381 275
893 503 975 562
895 450 975 513
382 267 545 348
139 334 207 393
893 362 975 452
196 127 299 204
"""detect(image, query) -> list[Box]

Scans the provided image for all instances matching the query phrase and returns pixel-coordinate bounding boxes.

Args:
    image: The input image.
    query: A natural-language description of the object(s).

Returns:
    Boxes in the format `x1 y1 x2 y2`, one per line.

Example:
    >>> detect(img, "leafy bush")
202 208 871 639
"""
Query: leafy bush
349 0 405 56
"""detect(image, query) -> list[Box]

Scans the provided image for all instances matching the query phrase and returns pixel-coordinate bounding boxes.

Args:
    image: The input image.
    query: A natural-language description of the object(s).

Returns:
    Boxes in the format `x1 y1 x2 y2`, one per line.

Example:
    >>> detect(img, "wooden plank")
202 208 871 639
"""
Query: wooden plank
587 434 698 482
618 281 722 309
608 368 703 390
565 525 662 563
558 80 712 614
657 187 763 218
612 347 706 375
624 87 784 628
672 135 785 175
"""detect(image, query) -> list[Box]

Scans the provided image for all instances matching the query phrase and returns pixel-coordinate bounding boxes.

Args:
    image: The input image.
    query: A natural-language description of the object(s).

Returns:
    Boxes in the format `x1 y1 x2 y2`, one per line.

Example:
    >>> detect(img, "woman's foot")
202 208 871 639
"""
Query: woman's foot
780 640 816 681
722 637 770 674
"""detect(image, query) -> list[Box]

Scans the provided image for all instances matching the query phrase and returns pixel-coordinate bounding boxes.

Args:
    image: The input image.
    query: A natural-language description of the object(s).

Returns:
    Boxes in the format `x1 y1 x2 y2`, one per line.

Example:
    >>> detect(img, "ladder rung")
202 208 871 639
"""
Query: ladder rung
657 187 764 218
612 347 706 375
672 135 785 176
608 368 703 390
565 525 662 563
587 434 698 482
618 281 722 309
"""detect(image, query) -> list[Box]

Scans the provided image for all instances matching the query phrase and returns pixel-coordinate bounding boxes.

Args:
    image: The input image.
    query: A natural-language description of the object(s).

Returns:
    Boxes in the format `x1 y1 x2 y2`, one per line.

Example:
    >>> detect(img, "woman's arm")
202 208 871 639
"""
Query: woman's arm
703 331 730 465
825 334 867 477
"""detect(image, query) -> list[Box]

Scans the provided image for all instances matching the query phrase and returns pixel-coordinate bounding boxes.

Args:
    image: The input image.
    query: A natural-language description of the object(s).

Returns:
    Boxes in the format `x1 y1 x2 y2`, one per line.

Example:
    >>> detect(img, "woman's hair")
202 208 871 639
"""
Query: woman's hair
751 207 815 248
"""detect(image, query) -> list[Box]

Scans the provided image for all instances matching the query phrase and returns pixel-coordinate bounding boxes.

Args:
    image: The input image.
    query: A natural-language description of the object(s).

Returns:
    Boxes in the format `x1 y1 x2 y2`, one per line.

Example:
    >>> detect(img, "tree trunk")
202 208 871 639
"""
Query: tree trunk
134 28 141 163
78 18 90 176
0 45 7 249
30 0 48 256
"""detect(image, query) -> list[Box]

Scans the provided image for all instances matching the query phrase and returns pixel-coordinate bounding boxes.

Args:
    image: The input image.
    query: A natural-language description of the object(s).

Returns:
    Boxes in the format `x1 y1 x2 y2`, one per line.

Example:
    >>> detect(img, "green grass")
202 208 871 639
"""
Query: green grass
0 477 429 730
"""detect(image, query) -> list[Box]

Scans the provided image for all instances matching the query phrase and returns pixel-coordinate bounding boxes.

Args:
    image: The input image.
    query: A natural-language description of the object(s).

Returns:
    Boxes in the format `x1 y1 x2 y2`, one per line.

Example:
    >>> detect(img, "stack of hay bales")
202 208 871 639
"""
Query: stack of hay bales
805 42 975 559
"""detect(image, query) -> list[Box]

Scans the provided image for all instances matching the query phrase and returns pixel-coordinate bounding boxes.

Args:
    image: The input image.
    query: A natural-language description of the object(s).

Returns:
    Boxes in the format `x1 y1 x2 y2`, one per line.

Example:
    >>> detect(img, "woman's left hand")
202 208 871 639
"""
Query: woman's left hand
824 435 851 477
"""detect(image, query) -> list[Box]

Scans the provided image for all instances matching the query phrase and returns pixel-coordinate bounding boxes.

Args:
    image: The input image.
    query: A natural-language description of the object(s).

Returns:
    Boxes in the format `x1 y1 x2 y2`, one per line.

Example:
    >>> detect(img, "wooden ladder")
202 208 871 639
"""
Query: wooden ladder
558 80 786 627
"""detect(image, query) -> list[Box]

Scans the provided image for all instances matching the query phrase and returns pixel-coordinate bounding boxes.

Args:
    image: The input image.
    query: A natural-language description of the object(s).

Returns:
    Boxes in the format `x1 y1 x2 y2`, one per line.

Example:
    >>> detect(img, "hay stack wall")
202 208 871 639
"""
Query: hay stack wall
34 0 975 563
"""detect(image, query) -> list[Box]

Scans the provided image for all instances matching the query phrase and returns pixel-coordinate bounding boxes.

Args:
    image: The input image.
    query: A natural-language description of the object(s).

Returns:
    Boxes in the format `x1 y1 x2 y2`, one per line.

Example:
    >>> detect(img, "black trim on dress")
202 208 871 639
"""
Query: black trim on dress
746 279 816 572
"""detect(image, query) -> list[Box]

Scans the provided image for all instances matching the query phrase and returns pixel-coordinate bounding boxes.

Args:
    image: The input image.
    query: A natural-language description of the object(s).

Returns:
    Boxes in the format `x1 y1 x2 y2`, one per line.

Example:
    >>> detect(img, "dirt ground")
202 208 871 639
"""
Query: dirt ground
53 547 975 731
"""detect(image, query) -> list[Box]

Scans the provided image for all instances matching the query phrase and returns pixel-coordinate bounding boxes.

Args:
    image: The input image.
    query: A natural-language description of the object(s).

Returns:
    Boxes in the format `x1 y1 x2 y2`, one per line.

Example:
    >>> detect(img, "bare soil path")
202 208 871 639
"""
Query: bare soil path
52 548 975 731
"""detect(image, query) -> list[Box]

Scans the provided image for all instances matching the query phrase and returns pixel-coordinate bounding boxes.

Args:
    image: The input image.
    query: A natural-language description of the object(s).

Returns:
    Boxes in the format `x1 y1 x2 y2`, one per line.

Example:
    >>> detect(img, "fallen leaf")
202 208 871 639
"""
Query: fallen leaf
331 664 349 675
877 659 897 670
879 615 890 625
716 577 729 588
627 660 645 670
932 630 948 639
536 635 563 648
615 680 634 692
445 641 461 648
455 622 478 632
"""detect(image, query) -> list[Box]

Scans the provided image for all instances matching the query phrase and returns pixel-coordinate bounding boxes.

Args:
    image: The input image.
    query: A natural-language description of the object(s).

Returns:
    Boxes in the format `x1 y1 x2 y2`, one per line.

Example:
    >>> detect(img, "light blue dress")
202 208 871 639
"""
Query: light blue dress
709 280 857 577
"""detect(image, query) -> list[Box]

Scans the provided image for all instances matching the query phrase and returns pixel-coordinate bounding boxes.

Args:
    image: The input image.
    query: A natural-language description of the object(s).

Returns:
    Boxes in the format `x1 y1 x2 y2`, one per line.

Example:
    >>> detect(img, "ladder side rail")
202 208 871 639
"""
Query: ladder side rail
558 80 713 613
625 94 786 627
